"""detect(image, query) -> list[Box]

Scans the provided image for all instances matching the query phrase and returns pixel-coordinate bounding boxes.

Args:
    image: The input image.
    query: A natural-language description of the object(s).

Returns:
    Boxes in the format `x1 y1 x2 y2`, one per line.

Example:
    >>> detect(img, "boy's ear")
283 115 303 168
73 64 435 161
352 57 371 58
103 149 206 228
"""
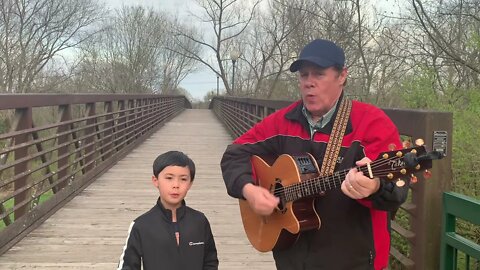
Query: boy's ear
151 175 159 187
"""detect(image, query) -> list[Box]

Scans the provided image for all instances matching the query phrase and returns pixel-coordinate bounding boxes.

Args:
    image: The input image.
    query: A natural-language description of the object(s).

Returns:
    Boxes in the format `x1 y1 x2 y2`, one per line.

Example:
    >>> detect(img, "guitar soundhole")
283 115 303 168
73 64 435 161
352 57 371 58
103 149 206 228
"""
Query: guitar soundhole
274 181 287 213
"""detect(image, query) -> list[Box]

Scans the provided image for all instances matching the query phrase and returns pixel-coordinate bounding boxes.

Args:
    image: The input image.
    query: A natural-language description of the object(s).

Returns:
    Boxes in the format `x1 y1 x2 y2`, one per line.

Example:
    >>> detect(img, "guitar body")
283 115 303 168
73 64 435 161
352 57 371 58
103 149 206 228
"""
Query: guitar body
239 154 321 252
238 145 439 252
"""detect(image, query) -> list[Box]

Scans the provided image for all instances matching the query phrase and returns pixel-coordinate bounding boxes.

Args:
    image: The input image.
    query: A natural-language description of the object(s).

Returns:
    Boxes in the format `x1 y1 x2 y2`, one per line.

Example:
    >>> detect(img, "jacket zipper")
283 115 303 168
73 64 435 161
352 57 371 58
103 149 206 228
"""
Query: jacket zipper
310 128 318 140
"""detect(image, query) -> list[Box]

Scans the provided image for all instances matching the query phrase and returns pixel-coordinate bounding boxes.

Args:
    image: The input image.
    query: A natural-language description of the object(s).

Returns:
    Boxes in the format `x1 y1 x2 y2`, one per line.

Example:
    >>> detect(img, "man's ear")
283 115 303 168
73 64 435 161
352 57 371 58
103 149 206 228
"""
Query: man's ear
339 68 348 85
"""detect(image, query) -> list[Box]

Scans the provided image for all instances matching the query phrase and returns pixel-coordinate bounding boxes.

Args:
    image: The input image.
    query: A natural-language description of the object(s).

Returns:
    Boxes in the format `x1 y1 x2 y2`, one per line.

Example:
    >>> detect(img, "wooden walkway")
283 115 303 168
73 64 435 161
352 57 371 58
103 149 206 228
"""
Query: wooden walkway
0 109 275 269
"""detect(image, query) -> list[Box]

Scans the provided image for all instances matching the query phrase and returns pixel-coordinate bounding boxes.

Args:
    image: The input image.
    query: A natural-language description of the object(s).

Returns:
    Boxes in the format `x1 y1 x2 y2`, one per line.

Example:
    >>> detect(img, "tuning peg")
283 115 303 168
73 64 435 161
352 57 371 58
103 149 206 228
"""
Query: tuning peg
402 140 411 149
415 138 425 146
410 174 418 183
396 179 406 187
423 170 432 179
389 143 397 151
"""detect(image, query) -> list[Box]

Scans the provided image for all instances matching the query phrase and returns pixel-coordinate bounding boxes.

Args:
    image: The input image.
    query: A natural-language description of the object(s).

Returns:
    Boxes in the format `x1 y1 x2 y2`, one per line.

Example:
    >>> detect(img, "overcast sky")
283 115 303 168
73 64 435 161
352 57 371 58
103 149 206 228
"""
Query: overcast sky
100 0 398 100
101 0 220 101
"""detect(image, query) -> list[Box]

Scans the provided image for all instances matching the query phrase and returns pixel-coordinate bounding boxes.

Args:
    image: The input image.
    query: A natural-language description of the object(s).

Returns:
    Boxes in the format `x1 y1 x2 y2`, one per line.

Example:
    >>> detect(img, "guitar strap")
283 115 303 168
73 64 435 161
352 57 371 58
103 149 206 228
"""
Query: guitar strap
319 96 352 176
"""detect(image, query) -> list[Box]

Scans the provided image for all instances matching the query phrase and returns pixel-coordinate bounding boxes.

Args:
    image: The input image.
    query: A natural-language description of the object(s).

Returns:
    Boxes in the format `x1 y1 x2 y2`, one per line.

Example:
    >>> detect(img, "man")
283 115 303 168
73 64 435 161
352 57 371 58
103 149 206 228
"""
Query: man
221 39 409 270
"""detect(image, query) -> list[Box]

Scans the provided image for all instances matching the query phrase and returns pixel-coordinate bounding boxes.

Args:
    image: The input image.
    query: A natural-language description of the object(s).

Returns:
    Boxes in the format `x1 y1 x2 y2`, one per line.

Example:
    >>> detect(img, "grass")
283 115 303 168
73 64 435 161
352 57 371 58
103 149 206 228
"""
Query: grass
0 190 54 231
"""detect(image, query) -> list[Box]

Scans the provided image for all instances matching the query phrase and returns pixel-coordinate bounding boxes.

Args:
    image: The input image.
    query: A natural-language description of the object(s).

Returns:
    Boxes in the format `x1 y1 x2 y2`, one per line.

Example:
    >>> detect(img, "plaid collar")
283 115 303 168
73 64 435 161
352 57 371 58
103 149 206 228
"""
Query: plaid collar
302 99 338 130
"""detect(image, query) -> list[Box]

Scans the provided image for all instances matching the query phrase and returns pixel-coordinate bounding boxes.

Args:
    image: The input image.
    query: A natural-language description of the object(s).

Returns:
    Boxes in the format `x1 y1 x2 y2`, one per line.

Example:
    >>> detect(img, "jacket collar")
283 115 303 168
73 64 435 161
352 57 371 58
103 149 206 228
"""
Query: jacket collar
156 197 187 221
285 92 352 136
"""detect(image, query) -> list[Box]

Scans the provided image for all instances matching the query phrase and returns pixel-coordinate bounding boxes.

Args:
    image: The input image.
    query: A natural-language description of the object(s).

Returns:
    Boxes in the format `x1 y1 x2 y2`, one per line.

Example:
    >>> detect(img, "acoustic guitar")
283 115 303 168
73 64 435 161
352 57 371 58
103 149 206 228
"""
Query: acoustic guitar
239 145 443 252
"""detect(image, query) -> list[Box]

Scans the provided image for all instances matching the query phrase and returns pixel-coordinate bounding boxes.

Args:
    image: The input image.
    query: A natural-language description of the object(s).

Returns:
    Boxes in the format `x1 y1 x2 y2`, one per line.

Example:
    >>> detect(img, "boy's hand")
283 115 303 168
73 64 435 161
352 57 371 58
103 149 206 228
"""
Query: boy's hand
341 157 380 199
242 183 279 216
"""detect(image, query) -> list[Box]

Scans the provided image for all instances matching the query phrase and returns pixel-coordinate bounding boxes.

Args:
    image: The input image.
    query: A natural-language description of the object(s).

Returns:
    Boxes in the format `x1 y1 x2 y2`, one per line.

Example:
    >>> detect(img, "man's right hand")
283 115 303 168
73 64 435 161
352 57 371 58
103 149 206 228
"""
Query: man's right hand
242 183 279 216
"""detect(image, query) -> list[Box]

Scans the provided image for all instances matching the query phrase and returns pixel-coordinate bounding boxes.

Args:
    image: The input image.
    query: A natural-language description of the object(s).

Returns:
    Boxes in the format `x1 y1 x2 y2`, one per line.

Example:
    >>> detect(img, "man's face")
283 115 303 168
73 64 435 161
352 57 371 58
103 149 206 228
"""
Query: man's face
298 63 347 120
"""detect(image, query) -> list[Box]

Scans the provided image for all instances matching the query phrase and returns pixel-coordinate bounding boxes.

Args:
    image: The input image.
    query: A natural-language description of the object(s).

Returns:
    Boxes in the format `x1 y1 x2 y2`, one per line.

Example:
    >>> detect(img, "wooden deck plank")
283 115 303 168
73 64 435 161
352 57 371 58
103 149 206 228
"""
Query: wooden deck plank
0 109 275 270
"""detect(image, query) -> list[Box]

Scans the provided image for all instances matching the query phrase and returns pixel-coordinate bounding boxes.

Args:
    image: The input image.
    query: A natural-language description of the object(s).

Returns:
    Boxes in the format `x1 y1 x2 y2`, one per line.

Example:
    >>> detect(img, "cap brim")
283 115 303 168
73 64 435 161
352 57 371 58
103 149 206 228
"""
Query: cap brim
289 57 337 72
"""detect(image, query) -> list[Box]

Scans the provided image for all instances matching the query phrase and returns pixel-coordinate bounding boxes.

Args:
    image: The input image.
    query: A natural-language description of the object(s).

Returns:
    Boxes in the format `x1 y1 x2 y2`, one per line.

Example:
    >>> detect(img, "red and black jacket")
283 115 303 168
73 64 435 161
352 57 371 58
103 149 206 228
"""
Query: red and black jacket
221 96 409 270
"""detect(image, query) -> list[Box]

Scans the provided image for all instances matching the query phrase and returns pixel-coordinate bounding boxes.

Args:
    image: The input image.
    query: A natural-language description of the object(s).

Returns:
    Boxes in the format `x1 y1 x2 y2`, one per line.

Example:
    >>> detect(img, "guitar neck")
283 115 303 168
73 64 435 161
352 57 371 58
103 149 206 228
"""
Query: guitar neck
278 156 396 202
280 169 350 202
272 146 437 203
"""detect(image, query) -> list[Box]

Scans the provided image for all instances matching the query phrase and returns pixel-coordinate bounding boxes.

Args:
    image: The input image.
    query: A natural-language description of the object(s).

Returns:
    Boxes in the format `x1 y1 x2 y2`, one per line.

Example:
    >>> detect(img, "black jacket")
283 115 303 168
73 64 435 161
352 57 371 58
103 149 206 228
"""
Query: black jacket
117 199 218 270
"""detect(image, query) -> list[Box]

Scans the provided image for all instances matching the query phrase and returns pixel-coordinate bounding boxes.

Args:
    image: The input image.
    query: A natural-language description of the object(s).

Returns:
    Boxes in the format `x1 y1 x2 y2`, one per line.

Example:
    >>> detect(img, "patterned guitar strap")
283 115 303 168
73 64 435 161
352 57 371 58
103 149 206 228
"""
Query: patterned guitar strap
319 96 352 176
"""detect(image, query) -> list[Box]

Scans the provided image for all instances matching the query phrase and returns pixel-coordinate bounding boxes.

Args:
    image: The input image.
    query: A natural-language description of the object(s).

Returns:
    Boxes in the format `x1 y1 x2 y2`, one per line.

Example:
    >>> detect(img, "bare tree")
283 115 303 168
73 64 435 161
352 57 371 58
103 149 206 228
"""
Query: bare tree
0 0 104 93
171 0 261 95
412 0 480 75
235 0 309 99
84 6 166 93
245 0 364 99
236 0 415 103
72 6 199 94
160 19 201 94
410 0 480 91
377 0 480 107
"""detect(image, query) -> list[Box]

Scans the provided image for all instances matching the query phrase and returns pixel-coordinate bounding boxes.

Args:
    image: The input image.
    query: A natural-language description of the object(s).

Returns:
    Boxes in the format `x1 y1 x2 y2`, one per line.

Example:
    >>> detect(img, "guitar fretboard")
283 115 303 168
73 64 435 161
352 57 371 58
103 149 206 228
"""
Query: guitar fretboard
273 152 418 202
280 170 349 202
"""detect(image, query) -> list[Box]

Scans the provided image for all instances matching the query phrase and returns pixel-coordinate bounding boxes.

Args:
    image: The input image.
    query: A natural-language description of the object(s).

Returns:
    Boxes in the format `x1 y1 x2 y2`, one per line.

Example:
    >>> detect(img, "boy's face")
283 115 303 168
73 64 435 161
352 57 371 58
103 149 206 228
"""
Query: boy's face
152 165 192 210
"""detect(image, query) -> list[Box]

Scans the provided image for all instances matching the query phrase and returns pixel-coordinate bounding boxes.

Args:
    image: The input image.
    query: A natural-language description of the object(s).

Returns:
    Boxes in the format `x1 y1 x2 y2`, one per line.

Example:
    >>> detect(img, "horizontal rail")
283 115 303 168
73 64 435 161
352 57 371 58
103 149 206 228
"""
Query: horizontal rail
0 94 191 109
0 94 191 255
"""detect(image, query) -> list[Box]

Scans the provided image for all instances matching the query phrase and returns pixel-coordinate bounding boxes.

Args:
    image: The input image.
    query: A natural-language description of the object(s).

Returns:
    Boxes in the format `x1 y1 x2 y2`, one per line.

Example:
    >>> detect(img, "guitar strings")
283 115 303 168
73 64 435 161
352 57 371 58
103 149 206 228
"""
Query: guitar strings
273 154 413 200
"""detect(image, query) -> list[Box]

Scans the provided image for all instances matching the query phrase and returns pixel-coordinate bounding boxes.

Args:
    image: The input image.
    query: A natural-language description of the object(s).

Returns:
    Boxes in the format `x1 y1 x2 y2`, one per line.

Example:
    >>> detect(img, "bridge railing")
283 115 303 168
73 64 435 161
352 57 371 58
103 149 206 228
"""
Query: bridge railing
0 94 191 254
210 96 453 270
441 192 480 270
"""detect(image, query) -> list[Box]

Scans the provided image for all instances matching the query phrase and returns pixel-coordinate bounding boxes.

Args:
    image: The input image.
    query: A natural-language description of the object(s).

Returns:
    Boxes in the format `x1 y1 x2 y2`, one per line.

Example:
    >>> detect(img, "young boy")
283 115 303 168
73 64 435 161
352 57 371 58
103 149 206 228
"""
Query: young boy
117 151 219 270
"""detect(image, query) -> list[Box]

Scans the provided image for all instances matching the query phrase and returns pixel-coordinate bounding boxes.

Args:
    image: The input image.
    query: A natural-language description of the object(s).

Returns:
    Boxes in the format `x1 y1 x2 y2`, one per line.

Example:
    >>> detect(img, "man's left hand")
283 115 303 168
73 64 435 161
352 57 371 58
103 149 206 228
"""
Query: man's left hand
341 157 380 199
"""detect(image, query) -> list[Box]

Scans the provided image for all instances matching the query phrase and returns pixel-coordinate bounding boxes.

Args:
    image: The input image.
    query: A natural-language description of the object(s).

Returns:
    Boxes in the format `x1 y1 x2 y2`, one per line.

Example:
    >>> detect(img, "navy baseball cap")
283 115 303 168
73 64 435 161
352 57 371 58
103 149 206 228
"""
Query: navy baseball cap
289 39 345 72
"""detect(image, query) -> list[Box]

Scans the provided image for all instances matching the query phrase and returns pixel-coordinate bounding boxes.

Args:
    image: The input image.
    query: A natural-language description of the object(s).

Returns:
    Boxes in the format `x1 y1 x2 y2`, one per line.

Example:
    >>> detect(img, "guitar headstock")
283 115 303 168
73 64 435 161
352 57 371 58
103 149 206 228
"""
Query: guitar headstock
369 142 443 186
